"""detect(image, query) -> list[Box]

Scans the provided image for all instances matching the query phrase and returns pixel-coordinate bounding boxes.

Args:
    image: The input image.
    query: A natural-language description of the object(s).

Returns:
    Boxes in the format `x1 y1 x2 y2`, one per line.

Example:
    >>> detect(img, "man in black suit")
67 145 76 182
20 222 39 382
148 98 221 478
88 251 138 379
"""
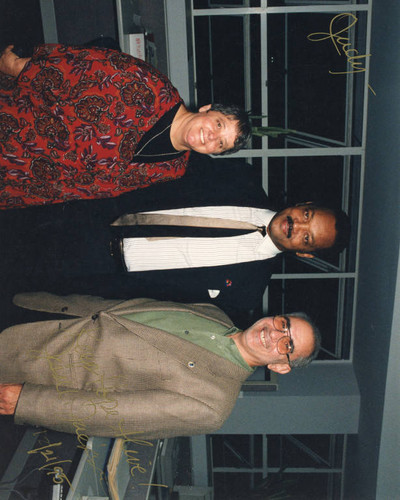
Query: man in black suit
0 154 349 325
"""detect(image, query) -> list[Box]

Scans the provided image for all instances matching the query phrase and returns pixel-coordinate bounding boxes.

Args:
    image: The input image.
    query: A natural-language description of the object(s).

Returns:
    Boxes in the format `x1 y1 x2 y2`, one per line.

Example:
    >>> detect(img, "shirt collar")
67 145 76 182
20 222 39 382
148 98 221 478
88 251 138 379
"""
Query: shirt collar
258 210 282 257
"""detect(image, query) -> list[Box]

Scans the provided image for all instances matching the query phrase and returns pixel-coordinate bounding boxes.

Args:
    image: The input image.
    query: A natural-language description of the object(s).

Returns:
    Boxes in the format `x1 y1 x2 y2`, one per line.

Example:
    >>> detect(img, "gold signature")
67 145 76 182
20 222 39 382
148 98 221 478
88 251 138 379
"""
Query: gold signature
28 431 72 487
307 13 371 75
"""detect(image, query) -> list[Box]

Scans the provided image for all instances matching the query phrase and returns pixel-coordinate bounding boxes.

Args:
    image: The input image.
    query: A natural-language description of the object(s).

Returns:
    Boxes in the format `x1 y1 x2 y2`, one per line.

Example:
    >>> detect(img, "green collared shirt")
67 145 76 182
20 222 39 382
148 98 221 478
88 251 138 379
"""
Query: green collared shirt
122 310 253 372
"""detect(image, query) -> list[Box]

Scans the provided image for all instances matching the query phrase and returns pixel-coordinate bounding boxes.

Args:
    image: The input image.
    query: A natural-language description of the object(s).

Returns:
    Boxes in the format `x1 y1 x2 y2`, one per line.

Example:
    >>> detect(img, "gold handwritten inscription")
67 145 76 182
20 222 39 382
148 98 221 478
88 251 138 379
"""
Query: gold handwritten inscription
110 421 154 478
110 421 168 490
307 13 371 75
36 324 167 492
28 430 72 487
68 418 107 483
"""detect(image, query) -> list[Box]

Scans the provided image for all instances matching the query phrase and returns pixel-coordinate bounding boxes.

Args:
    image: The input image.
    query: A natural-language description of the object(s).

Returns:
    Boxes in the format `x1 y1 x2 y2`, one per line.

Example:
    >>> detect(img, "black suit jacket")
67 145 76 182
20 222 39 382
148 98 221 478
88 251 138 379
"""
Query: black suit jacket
0 154 279 322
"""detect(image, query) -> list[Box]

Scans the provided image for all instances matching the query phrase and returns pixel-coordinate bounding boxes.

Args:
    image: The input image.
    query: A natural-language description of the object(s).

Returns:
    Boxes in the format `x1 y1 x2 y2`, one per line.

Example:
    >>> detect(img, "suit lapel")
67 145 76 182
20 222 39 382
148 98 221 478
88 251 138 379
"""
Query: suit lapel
109 309 250 382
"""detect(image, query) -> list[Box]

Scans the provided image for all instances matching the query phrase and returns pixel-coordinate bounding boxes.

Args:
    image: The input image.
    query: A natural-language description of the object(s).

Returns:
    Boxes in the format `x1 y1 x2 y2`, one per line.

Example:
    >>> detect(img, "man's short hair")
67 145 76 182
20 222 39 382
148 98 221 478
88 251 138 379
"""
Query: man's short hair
288 312 321 368
209 103 251 155
329 206 351 253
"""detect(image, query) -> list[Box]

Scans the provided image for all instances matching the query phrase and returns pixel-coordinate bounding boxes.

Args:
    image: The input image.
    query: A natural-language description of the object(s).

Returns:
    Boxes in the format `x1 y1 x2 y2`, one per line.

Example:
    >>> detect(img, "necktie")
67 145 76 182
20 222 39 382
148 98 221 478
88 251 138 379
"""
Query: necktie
111 213 267 239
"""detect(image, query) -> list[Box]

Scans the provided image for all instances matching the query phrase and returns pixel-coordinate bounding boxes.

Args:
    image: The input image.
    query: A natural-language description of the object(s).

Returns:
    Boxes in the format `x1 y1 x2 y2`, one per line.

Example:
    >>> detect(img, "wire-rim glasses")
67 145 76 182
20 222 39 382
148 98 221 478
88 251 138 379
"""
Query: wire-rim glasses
273 315 294 366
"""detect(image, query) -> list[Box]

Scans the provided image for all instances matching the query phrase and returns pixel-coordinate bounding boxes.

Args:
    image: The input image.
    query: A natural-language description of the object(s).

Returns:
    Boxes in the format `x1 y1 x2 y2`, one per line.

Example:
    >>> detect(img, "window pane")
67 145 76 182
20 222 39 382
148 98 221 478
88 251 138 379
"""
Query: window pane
268 278 353 359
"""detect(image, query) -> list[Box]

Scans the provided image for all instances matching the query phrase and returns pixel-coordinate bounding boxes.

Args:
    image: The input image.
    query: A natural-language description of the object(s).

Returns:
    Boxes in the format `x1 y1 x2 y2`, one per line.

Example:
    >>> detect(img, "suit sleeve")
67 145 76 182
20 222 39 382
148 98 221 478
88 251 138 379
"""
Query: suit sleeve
12 292 125 318
14 383 229 439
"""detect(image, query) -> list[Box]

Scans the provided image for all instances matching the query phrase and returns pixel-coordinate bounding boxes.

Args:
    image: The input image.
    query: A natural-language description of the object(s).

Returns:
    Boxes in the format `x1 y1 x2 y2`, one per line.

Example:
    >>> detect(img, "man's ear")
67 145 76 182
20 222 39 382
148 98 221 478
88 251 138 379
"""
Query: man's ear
296 251 315 259
199 104 212 113
267 363 291 375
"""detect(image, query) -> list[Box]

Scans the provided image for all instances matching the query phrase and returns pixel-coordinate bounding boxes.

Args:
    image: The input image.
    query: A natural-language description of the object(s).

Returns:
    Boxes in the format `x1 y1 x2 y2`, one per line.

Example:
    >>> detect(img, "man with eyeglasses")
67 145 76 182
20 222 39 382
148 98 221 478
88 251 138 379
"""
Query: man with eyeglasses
0 292 320 438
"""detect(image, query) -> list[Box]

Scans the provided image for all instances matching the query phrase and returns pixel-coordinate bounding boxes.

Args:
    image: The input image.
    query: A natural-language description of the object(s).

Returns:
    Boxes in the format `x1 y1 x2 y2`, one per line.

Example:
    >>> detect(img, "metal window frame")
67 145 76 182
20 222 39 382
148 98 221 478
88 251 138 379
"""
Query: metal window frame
207 433 348 499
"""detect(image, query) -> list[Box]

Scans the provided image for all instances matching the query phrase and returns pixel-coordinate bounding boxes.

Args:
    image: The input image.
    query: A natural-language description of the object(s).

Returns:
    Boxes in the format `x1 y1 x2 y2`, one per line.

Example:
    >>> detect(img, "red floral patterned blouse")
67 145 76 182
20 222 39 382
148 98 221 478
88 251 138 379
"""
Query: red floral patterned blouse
0 44 189 209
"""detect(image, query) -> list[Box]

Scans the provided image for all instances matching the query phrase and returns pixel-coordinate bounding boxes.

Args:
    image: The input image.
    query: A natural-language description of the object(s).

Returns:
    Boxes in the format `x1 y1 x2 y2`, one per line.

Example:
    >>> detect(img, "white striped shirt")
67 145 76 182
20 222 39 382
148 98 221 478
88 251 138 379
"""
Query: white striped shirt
122 206 280 271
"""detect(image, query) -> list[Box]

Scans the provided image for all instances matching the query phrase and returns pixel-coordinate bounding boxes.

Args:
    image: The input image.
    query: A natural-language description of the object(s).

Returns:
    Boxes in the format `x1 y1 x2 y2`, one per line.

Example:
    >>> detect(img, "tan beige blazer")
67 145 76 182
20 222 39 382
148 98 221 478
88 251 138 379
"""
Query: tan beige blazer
0 293 250 439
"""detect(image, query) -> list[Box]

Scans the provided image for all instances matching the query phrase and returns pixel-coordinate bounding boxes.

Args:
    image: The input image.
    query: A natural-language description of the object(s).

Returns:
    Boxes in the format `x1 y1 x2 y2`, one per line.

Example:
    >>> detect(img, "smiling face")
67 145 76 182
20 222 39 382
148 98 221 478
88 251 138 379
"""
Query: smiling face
268 204 337 256
233 316 315 372
182 106 239 154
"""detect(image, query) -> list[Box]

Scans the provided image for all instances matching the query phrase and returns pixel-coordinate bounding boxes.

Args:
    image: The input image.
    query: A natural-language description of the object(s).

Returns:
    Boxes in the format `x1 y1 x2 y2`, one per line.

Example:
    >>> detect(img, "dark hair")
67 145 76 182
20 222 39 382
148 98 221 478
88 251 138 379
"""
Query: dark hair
287 312 321 369
329 206 351 253
209 103 251 155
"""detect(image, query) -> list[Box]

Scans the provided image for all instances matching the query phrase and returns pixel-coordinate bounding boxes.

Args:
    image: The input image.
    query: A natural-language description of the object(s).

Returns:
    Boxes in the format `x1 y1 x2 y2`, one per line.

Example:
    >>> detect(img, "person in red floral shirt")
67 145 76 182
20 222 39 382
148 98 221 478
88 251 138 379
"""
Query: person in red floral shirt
0 44 250 209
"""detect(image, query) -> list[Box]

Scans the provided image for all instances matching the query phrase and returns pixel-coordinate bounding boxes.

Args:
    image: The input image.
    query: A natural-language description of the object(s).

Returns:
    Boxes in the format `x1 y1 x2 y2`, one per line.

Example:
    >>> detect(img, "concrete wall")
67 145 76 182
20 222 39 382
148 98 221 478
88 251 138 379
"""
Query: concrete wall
343 0 400 498
218 362 360 435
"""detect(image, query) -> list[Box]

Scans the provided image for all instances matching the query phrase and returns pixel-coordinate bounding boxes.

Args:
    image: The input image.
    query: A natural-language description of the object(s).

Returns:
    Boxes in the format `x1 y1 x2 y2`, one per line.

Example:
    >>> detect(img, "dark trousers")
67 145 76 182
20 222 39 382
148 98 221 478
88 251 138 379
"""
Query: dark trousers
0 205 119 329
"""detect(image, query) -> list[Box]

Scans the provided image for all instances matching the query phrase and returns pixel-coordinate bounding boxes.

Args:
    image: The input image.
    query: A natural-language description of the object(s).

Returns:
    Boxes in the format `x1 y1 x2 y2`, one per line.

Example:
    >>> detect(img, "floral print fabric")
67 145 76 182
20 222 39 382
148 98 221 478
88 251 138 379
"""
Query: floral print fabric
0 44 189 208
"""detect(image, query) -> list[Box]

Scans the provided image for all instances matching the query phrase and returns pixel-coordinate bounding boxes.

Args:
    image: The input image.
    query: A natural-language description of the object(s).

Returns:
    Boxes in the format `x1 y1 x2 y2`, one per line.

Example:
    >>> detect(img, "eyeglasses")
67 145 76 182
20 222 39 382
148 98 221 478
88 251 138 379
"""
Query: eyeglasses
273 315 294 366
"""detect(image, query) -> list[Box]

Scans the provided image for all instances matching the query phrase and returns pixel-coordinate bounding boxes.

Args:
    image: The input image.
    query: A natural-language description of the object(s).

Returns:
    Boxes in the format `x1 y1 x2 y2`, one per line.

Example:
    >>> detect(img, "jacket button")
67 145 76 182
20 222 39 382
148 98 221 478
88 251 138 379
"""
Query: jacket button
188 361 195 368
